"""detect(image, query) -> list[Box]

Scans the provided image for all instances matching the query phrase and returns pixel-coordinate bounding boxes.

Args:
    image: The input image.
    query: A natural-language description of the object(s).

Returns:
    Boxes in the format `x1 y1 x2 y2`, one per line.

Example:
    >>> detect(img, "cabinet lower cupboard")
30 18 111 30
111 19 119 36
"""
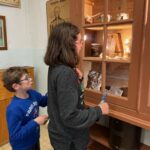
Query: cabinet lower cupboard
0 66 34 146
69 0 150 149
88 123 150 150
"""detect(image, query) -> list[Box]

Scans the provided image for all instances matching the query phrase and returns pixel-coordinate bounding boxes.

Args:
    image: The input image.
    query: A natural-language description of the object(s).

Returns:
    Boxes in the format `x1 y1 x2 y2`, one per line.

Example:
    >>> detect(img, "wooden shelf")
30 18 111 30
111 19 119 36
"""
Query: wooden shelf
107 24 132 30
82 57 131 63
83 19 133 29
83 24 132 30
105 58 131 63
90 124 111 149
82 57 103 62
88 141 111 150
83 23 104 28
107 93 128 101
85 88 101 95
84 88 128 101
106 19 133 26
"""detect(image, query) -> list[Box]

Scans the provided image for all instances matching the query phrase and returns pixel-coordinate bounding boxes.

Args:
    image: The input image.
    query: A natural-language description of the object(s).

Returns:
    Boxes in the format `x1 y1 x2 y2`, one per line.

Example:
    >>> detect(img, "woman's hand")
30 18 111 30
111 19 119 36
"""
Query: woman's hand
98 102 109 115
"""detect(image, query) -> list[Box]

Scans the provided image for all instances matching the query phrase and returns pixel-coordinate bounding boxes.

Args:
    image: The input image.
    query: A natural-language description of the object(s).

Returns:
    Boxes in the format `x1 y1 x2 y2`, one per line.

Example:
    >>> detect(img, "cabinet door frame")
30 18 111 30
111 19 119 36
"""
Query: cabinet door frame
138 0 150 121
108 0 146 109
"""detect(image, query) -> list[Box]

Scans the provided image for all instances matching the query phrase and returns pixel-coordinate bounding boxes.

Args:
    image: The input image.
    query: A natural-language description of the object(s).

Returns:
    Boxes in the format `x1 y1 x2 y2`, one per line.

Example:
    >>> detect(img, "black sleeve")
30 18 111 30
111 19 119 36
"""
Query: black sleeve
56 67 102 129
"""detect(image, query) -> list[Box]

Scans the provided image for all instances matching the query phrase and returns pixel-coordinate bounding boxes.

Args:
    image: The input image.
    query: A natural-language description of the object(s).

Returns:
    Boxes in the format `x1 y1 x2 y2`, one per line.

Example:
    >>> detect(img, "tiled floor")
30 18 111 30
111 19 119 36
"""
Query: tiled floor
0 125 54 150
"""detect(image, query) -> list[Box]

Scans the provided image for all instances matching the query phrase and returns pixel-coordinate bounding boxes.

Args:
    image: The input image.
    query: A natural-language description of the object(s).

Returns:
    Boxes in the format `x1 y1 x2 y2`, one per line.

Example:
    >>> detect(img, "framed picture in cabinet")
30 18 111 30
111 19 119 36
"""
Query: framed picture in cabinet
106 33 124 58
46 0 70 36
0 16 7 50
0 0 21 8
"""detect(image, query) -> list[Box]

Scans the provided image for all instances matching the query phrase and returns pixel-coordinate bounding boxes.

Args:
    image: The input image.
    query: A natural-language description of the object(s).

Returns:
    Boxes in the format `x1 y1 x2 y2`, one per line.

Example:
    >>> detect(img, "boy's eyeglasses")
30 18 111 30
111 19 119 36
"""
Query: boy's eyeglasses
19 75 31 82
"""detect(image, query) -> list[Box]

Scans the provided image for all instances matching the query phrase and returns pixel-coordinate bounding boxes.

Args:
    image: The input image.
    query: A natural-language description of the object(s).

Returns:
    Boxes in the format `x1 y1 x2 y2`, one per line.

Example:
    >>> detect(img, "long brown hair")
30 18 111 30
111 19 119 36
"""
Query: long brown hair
44 22 80 68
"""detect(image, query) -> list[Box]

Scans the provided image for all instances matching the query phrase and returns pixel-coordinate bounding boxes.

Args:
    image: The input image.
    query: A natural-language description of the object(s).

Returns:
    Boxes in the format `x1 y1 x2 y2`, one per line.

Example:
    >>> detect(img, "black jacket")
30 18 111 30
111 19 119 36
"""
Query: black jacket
47 65 102 150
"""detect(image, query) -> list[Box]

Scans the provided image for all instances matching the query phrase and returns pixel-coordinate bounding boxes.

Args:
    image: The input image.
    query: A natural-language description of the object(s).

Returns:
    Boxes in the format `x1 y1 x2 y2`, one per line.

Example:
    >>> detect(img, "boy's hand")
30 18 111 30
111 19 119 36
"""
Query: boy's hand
34 115 48 125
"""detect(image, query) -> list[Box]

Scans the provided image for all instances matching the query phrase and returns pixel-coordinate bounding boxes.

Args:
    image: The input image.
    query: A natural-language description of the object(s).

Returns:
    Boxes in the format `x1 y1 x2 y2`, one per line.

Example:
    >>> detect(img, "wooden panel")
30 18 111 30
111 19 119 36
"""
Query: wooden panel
0 87 13 100
0 72 13 99
84 96 100 105
127 0 145 109
85 88 101 99
0 99 11 145
85 100 150 130
138 0 150 116
70 0 83 27
3 99 11 143
0 104 3 145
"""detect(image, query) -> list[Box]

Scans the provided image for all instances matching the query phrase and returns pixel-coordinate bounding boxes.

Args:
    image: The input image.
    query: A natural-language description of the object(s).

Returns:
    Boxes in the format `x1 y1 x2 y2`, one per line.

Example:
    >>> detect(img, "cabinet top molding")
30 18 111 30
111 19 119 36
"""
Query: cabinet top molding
48 0 65 5
0 0 21 8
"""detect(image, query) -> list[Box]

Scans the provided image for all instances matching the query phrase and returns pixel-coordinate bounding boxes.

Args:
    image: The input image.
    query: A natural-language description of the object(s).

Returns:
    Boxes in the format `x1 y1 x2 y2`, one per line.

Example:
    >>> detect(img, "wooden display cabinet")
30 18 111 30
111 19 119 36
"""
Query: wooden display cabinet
0 66 34 146
81 0 150 128
70 0 150 149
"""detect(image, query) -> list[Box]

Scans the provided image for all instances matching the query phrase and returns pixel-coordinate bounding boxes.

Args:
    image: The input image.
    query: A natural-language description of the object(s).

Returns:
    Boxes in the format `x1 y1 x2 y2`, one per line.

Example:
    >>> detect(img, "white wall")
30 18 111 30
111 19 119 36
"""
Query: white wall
141 129 150 146
0 0 33 68
28 0 48 93
0 0 48 114
0 0 150 146
27 0 48 114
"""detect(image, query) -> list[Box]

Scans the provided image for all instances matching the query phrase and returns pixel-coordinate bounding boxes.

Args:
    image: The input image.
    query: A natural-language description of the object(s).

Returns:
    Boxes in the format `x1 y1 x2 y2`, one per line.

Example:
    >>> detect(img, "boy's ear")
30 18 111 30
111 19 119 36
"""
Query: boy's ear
12 83 19 91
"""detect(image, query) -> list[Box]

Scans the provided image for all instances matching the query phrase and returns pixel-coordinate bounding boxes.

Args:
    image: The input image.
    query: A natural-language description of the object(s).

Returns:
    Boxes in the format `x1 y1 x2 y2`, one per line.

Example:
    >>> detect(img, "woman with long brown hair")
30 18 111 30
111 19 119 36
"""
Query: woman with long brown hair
44 22 109 150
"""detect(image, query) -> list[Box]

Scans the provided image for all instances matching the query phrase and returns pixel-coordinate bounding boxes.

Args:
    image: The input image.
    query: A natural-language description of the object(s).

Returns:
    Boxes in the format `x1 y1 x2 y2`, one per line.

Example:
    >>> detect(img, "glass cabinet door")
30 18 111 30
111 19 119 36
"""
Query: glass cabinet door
82 0 145 109
108 0 134 22
84 0 105 24
106 63 129 97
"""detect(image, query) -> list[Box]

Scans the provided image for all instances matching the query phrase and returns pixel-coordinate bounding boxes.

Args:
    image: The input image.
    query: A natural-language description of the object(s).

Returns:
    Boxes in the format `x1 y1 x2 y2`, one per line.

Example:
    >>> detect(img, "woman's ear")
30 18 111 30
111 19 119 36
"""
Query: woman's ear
12 83 19 91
